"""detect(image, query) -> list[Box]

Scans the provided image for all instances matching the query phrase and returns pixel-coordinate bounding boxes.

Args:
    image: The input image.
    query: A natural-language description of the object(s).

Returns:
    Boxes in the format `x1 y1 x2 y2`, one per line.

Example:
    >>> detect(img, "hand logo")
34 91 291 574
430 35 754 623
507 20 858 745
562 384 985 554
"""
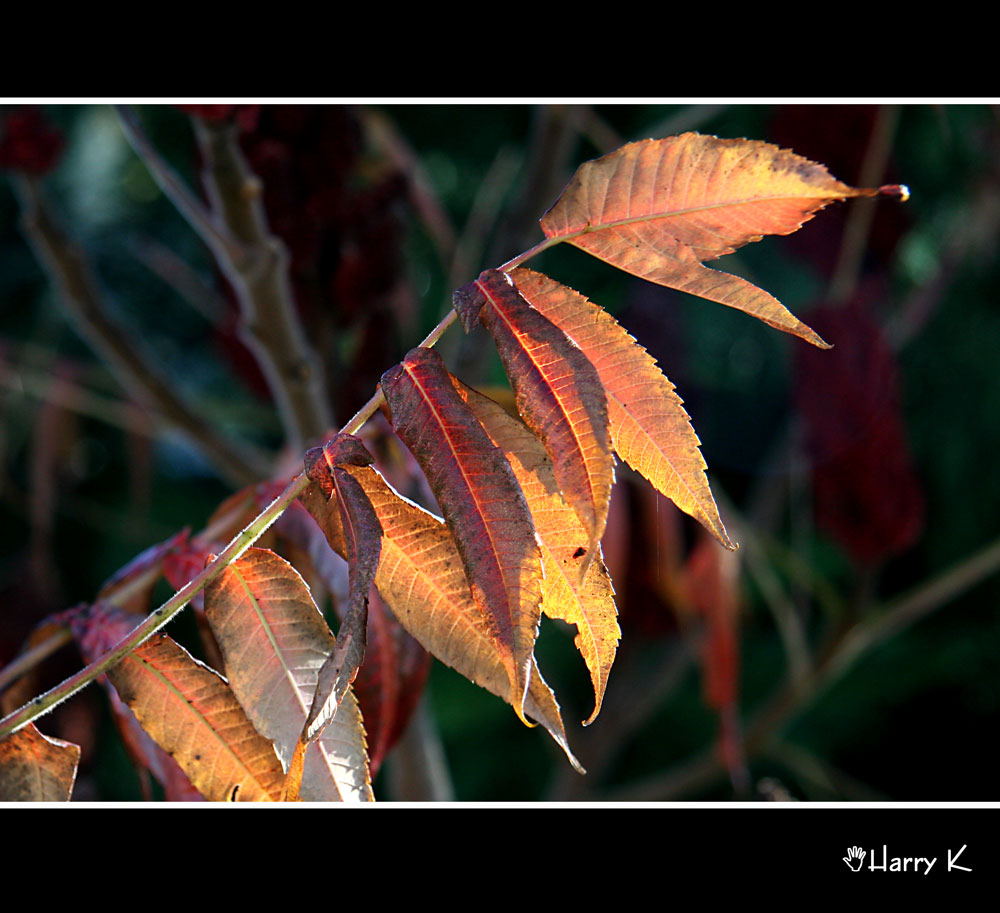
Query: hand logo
843 846 865 872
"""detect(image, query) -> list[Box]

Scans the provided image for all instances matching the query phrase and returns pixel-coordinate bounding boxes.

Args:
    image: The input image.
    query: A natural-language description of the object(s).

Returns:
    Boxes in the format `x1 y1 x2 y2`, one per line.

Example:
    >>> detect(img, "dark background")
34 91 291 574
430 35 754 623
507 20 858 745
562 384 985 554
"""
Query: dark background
1 102 998 802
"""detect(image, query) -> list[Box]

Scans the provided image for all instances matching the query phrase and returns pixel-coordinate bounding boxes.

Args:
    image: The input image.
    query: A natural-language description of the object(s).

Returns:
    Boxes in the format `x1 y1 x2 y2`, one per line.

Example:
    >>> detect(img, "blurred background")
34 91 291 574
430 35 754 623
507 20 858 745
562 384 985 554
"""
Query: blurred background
1 102 998 802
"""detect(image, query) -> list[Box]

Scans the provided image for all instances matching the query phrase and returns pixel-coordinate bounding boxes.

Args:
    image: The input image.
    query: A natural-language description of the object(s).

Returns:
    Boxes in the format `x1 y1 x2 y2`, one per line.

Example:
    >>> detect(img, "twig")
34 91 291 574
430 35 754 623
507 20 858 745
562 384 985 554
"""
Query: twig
0 628 73 696
384 696 455 801
191 115 332 451
0 471 309 741
600 531 1000 800
11 174 269 486
114 105 245 264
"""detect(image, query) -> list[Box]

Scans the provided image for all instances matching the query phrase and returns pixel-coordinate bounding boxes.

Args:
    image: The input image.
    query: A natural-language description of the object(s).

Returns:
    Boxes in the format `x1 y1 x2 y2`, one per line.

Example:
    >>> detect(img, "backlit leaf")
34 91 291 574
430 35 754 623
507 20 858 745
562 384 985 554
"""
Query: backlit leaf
511 268 734 550
454 268 613 560
304 465 583 772
70 603 202 801
540 133 904 346
204 548 373 802
0 723 79 801
380 346 543 722
106 632 285 802
455 379 619 725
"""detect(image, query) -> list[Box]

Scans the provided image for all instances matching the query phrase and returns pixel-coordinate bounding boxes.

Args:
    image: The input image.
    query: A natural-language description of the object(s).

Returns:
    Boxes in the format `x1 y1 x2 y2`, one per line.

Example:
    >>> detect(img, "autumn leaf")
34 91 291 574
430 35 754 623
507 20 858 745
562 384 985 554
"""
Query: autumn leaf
510 267 734 550
453 268 613 562
106 631 286 802
299 435 382 745
302 463 583 772
70 603 202 801
0 723 79 801
96 528 188 614
380 346 543 723
539 133 906 346
204 547 373 802
455 379 619 725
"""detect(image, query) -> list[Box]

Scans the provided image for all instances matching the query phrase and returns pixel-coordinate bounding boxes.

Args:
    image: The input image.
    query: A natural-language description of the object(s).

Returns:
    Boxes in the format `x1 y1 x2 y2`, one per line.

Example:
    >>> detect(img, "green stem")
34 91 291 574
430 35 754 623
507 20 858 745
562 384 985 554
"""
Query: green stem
0 473 308 740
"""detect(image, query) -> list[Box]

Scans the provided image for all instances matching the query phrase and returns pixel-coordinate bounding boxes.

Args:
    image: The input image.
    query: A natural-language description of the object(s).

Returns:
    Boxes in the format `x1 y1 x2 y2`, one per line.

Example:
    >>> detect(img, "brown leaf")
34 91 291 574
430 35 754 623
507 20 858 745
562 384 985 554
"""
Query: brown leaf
539 133 903 346
204 548 373 802
336 462 583 772
300 435 382 743
454 269 613 559
380 346 543 722
511 268 734 550
455 380 620 725
0 723 79 801
106 632 286 802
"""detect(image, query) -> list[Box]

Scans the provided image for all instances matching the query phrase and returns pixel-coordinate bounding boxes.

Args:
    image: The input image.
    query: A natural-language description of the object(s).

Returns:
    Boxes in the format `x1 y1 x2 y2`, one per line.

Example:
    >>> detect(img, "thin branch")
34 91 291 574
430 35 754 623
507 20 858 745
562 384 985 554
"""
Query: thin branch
601 531 1000 800
0 628 72 696
114 105 245 264
11 174 270 486
191 115 332 451
0 471 309 741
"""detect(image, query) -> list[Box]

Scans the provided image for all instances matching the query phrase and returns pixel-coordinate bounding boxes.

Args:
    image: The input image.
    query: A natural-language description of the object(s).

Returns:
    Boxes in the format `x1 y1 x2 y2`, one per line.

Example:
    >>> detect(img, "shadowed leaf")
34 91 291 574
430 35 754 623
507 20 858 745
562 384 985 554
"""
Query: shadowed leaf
456 379 619 725
540 133 904 346
380 347 543 722
511 268 734 550
204 548 373 802
454 269 613 561
300 435 382 744
303 464 583 772
106 632 285 802
0 723 79 801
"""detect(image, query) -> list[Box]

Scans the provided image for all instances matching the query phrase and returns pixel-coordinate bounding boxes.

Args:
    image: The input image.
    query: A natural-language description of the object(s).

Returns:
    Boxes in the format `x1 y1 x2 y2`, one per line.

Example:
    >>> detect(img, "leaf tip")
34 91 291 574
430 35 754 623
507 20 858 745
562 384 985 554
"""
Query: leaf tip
878 183 910 202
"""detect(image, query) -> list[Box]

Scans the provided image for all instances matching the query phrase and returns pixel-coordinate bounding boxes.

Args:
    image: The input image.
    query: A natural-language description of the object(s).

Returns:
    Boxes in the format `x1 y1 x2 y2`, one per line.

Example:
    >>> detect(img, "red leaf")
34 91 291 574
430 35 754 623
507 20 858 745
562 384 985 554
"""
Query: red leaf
454 268 613 561
380 347 543 722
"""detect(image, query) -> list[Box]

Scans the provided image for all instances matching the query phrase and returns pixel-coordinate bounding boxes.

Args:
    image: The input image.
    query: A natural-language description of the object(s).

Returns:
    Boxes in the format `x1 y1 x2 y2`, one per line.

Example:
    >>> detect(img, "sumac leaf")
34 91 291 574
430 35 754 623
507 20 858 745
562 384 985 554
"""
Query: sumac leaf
540 133 905 347
309 463 582 772
70 603 202 801
0 723 79 801
511 268 734 550
106 632 285 802
380 347 543 722
300 435 382 744
456 380 620 725
454 269 613 559
204 548 373 802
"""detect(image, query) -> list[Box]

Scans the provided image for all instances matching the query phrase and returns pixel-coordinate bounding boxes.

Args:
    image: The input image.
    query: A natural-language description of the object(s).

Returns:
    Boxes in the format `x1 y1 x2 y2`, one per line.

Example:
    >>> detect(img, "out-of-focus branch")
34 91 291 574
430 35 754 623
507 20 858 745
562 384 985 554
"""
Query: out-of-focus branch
11 174 269 487
190 116 332 452
601 531 1000 800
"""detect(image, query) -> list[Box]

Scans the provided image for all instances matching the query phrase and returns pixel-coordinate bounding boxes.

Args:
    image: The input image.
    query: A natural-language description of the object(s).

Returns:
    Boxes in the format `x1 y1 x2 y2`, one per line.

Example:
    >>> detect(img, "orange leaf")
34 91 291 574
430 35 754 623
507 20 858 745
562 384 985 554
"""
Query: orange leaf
106 632 285 802
454 269 613 560
336 462 584 773
380 347 543 723
204 548 373 802
456 379 620 725
511 268 734 550
540 133 903 346
0 723 79 801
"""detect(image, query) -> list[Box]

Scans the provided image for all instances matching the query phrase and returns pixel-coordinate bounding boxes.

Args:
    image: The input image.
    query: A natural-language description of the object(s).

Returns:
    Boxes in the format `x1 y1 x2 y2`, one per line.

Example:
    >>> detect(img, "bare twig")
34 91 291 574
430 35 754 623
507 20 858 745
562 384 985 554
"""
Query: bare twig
114 105 245 264
190 115 332 451
11 174 270 486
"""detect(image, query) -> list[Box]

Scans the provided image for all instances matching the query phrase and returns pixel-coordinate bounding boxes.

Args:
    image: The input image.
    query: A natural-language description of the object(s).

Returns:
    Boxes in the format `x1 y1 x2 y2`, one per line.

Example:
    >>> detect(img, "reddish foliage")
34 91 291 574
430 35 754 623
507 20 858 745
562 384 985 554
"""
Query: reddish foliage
795 295 924 565
0 107 64 175
175 104 261 132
